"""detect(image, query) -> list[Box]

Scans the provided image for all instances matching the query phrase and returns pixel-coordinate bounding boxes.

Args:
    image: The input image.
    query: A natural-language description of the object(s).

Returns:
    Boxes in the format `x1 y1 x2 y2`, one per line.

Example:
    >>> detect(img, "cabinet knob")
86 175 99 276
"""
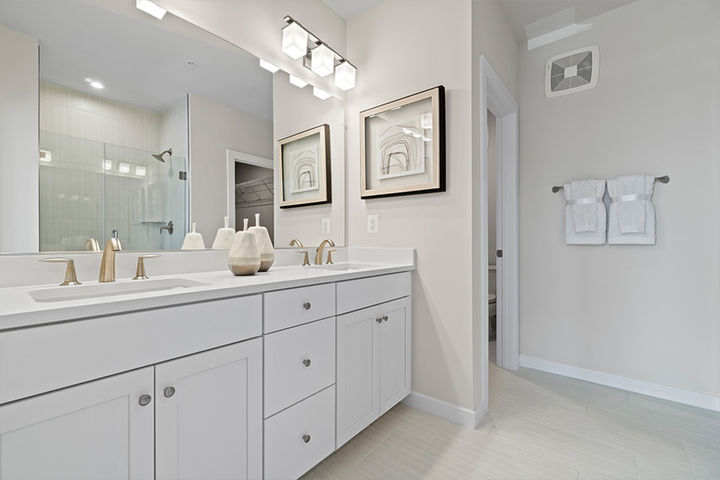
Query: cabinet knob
383 315 389 322
376 317 383 323
303 302 312 310
302 358 312 367
302 434 311 444
163 386 176 398
138 394 152 406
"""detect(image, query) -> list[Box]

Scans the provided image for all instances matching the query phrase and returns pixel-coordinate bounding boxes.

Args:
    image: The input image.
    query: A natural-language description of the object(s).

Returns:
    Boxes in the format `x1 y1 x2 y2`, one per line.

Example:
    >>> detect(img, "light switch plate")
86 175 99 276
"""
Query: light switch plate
367 214 378 233
321 217 330 234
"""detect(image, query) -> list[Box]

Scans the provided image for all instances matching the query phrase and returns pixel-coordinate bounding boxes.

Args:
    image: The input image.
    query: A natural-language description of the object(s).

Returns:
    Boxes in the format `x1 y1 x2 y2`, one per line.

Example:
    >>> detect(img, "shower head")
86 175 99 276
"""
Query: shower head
153 148 172 163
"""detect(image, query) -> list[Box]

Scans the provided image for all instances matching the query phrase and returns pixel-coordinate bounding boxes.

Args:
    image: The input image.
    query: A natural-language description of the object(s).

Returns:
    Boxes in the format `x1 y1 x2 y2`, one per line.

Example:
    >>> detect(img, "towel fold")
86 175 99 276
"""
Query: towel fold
607 174 655 245
563 179 607 245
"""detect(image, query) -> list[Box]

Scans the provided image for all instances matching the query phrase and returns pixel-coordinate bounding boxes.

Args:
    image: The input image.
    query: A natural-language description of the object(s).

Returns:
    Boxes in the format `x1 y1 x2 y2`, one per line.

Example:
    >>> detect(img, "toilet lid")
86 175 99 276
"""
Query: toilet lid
489 293 496 303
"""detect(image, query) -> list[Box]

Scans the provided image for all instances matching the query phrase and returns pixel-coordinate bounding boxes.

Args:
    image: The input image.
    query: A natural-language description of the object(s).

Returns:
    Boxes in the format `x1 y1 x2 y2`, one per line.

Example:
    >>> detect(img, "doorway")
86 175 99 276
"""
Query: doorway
226 149 274 240
475 56 519 425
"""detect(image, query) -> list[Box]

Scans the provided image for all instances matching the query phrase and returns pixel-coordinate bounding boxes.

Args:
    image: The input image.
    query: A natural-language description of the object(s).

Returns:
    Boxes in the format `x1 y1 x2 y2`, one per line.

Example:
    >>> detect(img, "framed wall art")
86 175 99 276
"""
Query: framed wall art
277 124 331 208
360 86 445 198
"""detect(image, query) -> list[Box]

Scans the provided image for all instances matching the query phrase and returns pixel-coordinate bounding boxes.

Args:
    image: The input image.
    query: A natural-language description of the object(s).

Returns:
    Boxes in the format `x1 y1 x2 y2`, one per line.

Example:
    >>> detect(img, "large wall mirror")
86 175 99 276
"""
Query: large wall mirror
0 0 345 254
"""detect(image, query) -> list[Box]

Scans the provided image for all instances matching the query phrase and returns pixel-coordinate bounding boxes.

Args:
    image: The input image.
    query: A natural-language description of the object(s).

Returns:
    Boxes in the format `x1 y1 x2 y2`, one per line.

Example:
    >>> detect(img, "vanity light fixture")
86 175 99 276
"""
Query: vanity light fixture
281 20 308 59
259 59 280 73
103 160 113 171
135 166 146 176
311 43 334 77
334 61 356 91
289 74 308 88
119 163 130 174
136 0 167 20
312 87 331 100
39 149 52 163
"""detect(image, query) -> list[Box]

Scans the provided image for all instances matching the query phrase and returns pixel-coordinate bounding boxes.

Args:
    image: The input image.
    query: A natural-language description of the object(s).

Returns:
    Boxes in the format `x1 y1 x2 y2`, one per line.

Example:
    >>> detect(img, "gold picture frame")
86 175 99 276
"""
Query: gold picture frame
360 86 445 198
277 124 331 208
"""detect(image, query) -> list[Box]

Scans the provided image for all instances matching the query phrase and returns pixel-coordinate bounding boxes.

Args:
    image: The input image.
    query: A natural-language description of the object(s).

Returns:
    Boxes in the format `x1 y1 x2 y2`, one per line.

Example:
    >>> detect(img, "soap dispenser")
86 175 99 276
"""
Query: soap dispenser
227 218 261 276
181 222 205 250
248 213 275 271
212 216 235 249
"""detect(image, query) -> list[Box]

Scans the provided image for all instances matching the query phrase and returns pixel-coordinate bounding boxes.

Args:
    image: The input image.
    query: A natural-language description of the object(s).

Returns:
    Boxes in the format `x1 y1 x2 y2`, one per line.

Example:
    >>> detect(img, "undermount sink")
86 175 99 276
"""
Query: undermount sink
29 278 208 303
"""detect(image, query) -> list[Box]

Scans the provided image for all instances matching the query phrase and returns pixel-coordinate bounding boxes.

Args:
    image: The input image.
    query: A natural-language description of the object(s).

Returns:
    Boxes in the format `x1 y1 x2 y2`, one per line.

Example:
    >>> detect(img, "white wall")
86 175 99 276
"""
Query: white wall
273 72 346 247
519 0 720 397
188 94 273 243
0 25 38 252
487 111 497 268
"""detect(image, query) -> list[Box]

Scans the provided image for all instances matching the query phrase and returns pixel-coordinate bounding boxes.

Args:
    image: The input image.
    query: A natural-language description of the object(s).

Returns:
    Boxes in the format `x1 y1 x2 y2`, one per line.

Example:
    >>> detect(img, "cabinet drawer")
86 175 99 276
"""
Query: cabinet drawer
336 272 411 314
264 386 335 480
0 295 262 404
264 317 335 417
264 283 335 333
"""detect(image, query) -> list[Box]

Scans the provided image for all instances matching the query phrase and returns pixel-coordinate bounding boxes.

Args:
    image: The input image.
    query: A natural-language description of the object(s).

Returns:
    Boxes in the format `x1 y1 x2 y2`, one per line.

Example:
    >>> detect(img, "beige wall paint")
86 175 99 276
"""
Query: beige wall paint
0 25 38 252
272 72 346 247
188 94 273 243
519 0 720 396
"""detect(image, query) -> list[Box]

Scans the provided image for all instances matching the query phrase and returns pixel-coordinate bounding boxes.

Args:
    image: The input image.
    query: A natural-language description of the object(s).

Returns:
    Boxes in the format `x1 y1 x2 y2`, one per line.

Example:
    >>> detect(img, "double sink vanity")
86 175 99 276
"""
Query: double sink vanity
0 248 414 480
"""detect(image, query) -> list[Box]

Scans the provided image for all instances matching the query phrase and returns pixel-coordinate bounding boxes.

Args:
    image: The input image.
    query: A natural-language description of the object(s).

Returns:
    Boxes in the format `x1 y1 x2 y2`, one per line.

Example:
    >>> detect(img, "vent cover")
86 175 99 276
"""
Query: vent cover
545 46 599 98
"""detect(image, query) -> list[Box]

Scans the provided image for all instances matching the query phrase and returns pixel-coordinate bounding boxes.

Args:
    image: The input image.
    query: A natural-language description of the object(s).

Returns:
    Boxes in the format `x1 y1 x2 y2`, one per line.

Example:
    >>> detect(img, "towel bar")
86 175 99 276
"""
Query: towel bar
552 175 669 193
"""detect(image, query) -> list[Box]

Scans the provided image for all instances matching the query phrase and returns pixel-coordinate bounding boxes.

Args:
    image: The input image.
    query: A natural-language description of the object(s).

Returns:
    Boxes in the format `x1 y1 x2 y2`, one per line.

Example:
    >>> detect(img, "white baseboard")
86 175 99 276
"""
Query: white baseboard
520 354 720 412
402 391 483 428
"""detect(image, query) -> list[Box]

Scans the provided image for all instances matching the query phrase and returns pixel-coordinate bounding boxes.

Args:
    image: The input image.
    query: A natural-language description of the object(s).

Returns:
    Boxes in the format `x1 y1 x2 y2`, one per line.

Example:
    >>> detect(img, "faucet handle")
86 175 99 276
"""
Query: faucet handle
298 250 310 267
326 249 337 265
39 258 81 286
133 254 161 280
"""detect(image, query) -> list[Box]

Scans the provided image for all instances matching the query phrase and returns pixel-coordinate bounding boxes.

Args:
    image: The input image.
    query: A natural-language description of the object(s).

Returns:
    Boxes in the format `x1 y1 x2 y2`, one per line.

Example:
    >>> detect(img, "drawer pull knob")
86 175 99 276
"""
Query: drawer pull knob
138 394 152 407
383 315 389 322
303 302 312 310
376 317 383 324
303 358 312 367
302 434 311 444
163 386 176 398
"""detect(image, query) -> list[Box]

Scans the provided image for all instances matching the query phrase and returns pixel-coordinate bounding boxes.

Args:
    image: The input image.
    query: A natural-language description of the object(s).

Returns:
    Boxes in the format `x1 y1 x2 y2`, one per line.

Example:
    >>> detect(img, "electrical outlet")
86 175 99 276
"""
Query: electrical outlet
321 217 330 234
367 214 378 233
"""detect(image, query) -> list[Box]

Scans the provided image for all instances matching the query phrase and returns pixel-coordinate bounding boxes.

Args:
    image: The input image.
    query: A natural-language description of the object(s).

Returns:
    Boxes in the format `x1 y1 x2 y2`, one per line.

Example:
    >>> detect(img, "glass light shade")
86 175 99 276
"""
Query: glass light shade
334 61 356 90
259 59 279 73
311 44 334 77
313 87 331 100
289 75 308 88
118 163 130 174
282 22 308 60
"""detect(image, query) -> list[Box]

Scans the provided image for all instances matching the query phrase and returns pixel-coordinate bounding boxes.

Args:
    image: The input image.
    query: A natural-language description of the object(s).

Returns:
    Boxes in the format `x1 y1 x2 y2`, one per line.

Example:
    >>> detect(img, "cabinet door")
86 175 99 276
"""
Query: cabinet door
155 339 262 480
0 368 154 480
336 307 380 448
379 297 412 415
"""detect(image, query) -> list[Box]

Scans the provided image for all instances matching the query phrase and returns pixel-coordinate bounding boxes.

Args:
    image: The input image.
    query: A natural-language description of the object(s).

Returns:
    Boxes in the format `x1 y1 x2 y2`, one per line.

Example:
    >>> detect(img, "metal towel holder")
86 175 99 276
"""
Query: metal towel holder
552 175 669 193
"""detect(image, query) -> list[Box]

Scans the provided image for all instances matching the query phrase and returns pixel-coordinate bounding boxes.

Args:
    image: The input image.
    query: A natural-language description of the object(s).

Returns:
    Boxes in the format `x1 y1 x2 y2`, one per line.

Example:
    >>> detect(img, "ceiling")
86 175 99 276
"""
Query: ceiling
0 0 273 119
498 0 640 43
321 0 384 19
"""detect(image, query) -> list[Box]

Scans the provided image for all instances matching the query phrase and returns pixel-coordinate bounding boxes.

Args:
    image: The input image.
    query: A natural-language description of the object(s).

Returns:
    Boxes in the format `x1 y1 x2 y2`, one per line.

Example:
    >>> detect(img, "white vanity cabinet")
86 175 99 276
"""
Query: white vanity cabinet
0 367 155 480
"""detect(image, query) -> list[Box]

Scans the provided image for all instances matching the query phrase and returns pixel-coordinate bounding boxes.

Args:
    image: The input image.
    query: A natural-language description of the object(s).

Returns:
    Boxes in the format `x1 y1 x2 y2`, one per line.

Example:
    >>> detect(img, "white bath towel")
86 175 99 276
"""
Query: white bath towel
563 179 607 245
607 174 656 245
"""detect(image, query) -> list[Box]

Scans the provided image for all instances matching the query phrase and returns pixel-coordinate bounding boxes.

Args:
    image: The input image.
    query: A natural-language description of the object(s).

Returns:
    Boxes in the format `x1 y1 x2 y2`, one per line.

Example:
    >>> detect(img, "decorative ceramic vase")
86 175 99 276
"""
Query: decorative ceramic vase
181 222 205 250
212 216 235 249
227 219 261 276
248 213 275 271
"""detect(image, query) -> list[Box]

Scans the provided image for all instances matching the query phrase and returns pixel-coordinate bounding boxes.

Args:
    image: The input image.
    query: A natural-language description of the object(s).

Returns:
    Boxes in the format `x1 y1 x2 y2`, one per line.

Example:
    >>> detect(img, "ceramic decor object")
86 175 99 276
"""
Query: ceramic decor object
181 223 205 250
227 218 261 275
248 213 275 271
212 216 235 249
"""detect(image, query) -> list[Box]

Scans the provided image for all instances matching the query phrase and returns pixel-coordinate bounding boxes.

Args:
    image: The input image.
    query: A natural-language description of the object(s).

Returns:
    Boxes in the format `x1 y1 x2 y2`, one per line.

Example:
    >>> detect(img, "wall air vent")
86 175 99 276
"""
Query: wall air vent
545 46 599 98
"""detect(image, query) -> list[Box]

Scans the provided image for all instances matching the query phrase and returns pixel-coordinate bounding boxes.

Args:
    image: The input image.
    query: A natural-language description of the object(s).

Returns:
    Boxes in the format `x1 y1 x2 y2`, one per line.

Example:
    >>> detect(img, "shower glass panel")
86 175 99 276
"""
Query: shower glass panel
39 131 187 252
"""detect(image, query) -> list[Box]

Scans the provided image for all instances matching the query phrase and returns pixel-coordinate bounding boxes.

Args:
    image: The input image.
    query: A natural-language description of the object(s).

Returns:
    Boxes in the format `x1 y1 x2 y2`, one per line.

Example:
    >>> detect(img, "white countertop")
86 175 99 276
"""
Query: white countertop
0 262 414 331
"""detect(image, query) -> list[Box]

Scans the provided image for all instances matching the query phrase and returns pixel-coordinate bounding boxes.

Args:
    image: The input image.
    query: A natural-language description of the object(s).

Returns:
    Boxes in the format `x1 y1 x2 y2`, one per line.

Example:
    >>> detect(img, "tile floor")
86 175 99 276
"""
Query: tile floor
302 362 720 479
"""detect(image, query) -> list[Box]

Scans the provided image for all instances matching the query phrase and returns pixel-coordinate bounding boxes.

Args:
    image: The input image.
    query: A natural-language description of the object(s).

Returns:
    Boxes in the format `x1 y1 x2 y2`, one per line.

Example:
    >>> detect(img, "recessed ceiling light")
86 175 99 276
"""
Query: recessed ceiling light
259 59 279 73
312 87 331 100
136 0 167 19
289 75 308 88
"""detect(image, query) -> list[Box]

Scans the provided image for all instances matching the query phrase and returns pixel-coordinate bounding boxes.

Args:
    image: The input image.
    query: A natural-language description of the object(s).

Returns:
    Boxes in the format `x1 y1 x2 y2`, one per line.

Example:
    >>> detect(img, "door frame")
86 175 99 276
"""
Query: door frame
226 149 274 229
476 56 519 422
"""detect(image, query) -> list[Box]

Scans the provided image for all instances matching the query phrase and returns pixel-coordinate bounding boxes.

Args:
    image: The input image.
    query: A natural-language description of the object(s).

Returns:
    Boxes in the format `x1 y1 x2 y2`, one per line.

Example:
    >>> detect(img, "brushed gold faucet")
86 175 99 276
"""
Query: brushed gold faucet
315 239 335 265
99 231 122 283
290 239 310 266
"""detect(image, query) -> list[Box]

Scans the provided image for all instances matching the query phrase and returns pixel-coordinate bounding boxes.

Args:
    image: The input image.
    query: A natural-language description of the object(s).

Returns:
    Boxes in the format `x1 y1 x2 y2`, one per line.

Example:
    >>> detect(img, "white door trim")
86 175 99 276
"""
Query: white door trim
476 56 519 424
226 149 274 229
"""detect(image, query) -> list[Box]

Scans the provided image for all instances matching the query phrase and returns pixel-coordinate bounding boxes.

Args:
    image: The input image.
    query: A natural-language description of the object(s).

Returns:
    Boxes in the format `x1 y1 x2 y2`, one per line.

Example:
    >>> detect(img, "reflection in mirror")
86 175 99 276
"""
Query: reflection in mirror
0 0 273 253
